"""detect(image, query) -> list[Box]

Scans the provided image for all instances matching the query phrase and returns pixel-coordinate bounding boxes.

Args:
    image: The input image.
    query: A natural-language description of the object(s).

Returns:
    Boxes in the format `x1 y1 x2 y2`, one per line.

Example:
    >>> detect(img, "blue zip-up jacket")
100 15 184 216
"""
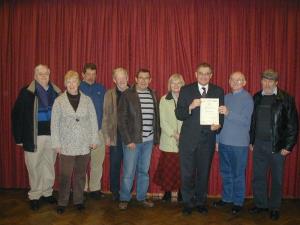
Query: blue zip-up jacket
79 81 106 130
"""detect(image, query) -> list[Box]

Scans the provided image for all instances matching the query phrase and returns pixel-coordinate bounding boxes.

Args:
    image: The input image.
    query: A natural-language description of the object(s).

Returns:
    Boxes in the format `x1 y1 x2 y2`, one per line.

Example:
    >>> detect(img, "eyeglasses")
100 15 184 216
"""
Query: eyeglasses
198 72 211 76
137 76 150 81
38 72 50 76
230 79 244 84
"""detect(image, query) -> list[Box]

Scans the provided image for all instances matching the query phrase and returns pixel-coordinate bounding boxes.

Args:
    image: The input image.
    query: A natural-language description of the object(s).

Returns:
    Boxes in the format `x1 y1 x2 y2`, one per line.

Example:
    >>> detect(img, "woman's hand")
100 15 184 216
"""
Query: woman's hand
105 138 111 146
173 133 180 141
56 148 61 154
89 144 97 150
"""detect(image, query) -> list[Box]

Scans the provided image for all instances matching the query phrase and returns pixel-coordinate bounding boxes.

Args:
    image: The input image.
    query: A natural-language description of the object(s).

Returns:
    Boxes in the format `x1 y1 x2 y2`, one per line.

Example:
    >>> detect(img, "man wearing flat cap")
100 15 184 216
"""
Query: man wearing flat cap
249 69 298 220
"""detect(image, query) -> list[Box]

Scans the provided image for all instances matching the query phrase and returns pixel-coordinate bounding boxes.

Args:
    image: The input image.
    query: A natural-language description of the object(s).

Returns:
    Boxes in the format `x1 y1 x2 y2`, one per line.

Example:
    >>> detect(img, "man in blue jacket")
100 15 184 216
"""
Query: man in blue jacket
80 63 106 199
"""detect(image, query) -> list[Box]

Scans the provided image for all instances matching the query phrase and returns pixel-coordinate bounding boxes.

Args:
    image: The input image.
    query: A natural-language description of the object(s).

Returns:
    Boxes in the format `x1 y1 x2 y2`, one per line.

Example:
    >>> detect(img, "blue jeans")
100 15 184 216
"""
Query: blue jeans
219 143 248 206
120 141 154 201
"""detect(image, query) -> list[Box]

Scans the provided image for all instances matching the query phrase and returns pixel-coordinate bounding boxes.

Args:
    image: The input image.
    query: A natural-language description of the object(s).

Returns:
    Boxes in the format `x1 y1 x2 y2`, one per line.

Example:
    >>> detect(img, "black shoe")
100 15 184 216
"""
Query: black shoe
212 199 231 207
30 200 39 211
42 195 57 204
177 190 183 202
89 191 104 200
232 205 242 215
196 205 208 214
270 210 280 220
75 204 85 211
182 206 193 216
162 191 172 202
56 206 65 214
112 192 120 201
249 206 268 214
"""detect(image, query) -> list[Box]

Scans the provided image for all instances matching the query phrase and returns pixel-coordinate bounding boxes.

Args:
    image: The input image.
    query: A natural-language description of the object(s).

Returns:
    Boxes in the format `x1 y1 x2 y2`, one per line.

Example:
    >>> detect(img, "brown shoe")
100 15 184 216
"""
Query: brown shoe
119 201 129 210
139 199 154 208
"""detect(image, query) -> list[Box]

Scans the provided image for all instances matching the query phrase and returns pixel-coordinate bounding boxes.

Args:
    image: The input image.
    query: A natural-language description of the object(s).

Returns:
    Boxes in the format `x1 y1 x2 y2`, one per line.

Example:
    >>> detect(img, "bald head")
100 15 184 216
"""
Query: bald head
34 64 50 76
229 71 246 92
34 64 50 88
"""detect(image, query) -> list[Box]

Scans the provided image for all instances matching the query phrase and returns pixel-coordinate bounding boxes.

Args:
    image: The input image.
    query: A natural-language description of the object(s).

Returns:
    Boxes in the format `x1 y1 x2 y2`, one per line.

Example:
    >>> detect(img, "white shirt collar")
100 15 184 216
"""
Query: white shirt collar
262 87 278 96
198 83 209 94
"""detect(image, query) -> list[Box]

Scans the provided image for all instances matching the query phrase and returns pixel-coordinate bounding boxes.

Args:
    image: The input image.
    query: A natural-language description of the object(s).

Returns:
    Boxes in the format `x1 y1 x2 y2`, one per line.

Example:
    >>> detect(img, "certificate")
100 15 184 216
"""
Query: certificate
200 98 219 125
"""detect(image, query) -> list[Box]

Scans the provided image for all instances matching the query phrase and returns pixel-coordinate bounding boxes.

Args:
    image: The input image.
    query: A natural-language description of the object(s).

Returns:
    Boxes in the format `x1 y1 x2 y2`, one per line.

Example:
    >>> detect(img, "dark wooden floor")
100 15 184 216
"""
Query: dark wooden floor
0 189 299 225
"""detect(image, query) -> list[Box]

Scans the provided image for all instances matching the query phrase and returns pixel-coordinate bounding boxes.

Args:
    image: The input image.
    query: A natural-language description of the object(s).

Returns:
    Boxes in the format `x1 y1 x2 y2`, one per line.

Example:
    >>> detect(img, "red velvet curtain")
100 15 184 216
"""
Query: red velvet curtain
1 0 299 197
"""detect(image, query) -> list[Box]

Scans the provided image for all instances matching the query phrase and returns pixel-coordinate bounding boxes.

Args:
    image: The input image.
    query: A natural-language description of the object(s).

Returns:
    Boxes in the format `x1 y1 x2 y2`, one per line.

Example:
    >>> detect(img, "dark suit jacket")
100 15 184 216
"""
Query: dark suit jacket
175 82 224 150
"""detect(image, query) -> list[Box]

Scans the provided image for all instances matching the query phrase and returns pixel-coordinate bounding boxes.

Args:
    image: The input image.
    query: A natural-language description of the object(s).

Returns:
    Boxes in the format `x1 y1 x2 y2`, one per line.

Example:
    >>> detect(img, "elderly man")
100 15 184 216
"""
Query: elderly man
175 63 224 215
117 69 160 210
80 63 106 199
12 64 61 210
213 72 253 215
249 69 298 220
102 67 129 201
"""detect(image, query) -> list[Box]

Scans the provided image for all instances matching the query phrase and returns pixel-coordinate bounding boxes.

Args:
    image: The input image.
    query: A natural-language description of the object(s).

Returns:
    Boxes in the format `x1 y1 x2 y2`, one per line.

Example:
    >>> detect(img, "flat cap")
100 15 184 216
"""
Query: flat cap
261 69 278 81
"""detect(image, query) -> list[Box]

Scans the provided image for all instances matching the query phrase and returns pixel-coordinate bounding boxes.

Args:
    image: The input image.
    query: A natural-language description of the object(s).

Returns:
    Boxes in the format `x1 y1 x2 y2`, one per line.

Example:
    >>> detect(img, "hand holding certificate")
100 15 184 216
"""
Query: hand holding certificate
200 98 219 125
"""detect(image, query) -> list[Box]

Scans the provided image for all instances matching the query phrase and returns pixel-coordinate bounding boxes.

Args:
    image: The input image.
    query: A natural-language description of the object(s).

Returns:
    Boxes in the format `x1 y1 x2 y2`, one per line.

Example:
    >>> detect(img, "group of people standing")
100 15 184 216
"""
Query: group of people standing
11 62 298 221
12 64 107 214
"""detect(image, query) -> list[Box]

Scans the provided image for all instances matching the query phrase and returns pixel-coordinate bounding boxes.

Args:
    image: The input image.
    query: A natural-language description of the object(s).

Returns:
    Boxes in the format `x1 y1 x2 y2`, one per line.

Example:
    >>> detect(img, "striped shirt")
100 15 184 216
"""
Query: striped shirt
137 90 154 142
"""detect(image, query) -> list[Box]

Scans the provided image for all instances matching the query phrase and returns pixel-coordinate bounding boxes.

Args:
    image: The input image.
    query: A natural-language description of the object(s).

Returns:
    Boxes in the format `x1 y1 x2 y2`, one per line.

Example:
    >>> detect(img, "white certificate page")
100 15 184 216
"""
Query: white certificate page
200 98 219 125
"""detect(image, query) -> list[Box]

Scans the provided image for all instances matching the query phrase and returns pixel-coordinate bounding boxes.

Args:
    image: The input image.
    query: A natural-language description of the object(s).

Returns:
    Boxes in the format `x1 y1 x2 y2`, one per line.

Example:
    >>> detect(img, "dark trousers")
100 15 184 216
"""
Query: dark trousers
109 137 123 195
253 139 285 210
179 132 215 207
58 153 90 206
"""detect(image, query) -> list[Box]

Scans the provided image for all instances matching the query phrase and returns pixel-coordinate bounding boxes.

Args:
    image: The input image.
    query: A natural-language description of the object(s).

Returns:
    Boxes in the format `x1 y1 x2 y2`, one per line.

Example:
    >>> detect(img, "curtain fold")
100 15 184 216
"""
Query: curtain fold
1 0 299 197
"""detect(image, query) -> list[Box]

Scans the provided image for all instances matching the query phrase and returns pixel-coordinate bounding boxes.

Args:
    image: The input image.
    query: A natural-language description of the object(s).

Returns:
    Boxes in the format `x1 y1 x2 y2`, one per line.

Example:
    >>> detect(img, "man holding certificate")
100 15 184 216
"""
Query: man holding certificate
213 72 254 215
175 63 224 215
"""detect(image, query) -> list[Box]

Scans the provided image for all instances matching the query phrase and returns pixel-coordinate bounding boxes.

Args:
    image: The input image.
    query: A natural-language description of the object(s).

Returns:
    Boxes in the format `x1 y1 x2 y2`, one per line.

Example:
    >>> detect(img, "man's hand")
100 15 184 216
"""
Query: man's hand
211 124 221 131
215 143 219 152
189 99 201 111
127 143 136 150
219 106 229 116
249 144 254 151
280 149 290 156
